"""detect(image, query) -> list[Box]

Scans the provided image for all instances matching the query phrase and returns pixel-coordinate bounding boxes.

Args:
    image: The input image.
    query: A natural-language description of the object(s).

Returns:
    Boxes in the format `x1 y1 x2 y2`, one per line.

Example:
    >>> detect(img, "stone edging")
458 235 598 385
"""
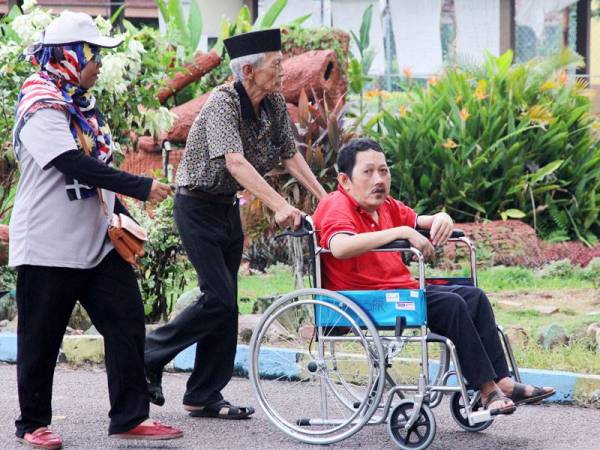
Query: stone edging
1 333 598 405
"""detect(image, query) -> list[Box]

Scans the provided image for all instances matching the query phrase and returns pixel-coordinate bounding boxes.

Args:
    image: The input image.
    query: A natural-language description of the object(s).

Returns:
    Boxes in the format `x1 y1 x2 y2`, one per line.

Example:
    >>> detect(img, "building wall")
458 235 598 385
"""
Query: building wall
590 1 600 84
197 0 245 37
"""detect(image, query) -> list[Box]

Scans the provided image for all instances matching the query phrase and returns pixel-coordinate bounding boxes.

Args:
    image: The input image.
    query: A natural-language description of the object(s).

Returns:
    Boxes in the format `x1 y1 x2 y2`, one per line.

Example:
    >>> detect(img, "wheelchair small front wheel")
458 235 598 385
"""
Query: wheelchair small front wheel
387 400 436 450
449 390 494 432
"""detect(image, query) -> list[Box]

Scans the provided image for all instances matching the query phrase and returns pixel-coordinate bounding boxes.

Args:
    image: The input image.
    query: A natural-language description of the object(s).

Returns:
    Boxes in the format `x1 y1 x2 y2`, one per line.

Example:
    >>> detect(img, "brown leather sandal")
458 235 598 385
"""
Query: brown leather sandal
509 383 555 406
482 390 517 416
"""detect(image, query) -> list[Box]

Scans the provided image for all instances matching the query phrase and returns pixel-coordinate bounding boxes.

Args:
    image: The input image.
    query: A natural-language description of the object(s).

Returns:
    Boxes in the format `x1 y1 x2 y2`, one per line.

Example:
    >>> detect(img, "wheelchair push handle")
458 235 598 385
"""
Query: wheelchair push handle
273 215 314 240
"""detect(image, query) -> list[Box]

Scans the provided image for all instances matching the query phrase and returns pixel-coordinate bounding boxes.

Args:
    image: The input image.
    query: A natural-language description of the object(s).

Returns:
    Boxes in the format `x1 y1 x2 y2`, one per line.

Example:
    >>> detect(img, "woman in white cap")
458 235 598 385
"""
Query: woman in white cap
9 11 182 449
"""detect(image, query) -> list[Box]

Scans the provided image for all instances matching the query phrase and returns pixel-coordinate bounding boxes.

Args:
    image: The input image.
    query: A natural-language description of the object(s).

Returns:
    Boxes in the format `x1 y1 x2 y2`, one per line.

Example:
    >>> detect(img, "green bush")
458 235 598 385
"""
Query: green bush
580 257 600 288
0 2 177 154
128 197 192 323
372 49 600 244
0 265 16 293
539 258 576 278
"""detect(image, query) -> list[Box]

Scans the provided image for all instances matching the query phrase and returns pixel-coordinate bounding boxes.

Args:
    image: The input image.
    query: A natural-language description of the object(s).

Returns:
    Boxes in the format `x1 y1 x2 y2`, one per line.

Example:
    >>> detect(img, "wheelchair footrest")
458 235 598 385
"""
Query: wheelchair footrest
468 410 492 425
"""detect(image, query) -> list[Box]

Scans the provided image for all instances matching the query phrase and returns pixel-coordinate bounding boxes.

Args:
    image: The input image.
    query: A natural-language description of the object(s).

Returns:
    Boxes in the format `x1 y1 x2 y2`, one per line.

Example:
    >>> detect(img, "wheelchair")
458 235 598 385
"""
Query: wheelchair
248 216 521 449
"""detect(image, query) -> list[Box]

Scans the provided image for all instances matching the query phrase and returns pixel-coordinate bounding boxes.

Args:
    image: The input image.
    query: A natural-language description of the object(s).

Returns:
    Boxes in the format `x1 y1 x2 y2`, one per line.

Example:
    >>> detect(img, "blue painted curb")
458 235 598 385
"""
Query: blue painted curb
0 333 17 363
172 343 600 404
3 332 598 405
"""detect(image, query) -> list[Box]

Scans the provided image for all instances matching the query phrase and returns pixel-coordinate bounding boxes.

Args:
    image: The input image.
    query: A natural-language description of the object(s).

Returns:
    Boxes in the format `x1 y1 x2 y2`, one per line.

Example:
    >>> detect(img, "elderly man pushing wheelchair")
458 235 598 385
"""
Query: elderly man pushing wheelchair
313 137 555 414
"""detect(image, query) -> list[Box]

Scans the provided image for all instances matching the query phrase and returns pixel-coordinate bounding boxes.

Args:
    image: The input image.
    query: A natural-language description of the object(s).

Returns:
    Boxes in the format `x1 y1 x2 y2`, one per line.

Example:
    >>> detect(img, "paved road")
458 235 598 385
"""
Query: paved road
0 363 598 450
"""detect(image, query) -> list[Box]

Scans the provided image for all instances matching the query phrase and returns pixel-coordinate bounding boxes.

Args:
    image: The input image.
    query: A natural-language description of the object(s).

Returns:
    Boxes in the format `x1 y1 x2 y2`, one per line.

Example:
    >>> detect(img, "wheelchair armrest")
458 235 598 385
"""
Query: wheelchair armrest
416 228 465 239
377 239 411 250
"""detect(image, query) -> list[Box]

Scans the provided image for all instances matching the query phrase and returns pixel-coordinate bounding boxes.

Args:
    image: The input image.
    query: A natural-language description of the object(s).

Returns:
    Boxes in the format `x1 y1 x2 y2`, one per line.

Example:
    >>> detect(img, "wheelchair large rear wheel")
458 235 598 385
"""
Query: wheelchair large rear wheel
249 288 386 445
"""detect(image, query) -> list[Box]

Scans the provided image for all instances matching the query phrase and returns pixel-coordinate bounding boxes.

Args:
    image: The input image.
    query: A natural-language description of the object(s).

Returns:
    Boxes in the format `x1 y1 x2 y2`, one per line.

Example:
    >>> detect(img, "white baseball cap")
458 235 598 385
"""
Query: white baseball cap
42 11 124 48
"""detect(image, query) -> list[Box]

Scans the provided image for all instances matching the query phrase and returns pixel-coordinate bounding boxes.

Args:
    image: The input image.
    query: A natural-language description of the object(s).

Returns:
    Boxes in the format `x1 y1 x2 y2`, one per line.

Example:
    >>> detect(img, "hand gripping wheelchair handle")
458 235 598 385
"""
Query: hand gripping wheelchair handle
273 216 314 240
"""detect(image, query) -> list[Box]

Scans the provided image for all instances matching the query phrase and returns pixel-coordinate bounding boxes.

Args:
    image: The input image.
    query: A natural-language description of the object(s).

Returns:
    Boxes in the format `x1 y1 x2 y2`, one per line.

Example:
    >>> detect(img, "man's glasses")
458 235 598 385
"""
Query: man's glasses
91 52 101 64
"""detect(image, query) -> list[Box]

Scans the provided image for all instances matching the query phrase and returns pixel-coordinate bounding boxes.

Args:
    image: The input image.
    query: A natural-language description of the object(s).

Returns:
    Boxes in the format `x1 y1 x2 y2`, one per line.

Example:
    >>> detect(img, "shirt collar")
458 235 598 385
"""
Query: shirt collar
233 80 263 122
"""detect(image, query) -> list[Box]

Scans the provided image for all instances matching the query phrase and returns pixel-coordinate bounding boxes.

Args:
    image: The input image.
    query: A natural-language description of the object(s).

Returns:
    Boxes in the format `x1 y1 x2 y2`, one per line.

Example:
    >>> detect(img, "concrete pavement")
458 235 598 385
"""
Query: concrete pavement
0 363 598 450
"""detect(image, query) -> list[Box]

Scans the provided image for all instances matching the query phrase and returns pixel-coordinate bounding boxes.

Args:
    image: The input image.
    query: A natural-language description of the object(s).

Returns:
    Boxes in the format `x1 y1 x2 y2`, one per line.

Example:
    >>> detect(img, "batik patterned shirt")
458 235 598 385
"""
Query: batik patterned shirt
176 81 297 195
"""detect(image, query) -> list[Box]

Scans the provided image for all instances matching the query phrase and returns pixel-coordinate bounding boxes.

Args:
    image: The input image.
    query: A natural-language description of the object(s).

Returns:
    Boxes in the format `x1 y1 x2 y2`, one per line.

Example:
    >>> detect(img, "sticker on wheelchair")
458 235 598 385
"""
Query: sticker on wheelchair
395 301 416 311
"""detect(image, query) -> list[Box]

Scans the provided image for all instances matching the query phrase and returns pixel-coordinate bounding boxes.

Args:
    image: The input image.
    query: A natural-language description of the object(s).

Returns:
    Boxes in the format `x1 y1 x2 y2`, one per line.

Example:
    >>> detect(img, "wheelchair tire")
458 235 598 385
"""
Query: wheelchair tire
387 400 436 450
248 288 386 445
449 390 494 432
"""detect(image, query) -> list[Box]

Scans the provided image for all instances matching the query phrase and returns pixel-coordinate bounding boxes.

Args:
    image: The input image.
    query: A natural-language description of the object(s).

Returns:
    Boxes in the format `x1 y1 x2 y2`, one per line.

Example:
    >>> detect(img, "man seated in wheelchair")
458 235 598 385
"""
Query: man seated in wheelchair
312 137 555 415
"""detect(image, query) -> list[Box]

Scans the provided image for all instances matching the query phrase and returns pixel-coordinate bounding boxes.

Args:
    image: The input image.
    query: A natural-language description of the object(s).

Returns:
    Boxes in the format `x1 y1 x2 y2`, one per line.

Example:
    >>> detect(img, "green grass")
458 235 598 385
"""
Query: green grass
238 263 310 314
511 340 600 375
422 265 596 291
236 263 600 373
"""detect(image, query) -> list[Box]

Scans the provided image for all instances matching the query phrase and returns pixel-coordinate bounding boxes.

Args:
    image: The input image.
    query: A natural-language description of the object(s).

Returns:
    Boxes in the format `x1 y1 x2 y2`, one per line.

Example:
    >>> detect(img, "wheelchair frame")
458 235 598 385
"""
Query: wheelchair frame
249 216 521 449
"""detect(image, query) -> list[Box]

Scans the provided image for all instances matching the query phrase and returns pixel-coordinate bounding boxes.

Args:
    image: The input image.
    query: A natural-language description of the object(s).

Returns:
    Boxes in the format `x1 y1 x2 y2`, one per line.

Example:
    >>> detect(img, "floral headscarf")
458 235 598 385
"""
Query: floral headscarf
13 42 114 201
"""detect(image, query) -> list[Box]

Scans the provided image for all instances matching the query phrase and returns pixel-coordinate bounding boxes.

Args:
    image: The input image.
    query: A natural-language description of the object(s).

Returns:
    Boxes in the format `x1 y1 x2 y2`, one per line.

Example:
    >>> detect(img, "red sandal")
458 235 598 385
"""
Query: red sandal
111 420 183 440
17 427 62 450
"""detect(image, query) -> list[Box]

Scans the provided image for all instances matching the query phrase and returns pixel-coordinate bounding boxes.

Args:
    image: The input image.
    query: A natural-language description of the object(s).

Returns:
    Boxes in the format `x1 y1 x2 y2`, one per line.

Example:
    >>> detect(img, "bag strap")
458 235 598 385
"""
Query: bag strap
72 121 109 219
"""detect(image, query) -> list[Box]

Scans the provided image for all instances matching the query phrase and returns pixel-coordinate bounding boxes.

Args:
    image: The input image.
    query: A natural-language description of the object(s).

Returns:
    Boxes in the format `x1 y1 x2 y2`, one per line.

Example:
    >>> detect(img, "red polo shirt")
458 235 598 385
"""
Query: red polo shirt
313 186 419 291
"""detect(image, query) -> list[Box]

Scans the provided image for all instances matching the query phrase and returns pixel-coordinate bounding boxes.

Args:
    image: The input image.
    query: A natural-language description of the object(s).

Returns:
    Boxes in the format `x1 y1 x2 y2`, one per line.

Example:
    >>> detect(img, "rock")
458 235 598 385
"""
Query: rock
145 323 164 334
538 323 569 350
0 319 8 327
497 300 522 309
0 224 8 266
238 313 289 344
62 335 104 364
447 220 543 268
119 146 184 177
158 51 221 104
68 303 92 332
586 322 600 337
533 305 560 315
281 49 346 106
169 287 202 321
299 324 315 340
505 326 529 348
0 292 16 321
85 325 99 335
4 315 17 332
252 296 278 314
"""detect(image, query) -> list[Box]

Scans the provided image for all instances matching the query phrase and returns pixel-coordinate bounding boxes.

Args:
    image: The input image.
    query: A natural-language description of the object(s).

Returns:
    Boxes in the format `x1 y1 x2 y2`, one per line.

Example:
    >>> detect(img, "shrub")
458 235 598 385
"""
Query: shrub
0 2 177 154
580 257 600 288
538 258 576 278
0 265 16 293
372 49 600 245
128 197 192 323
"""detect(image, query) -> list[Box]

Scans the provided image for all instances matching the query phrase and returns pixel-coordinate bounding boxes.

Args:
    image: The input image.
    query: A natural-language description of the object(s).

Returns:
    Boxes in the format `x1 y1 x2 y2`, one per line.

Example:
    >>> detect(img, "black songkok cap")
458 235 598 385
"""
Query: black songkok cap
224 29 281 59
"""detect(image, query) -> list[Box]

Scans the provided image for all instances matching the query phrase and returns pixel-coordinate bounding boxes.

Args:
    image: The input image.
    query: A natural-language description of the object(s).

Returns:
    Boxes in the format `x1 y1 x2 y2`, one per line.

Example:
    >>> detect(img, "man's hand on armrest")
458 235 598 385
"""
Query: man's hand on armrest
329 226 434 260
416 212 454 246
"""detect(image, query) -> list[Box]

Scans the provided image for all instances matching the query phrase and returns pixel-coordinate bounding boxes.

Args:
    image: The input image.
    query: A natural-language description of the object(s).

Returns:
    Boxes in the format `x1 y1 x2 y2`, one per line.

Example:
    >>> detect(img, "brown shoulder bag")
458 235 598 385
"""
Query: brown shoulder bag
73 123 148 266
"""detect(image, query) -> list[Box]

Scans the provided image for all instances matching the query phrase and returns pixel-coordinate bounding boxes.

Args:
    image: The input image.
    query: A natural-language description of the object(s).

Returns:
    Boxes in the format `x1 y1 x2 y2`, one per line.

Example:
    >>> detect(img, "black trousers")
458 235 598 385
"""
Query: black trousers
145 194 244 406
15 250 149 437
426 285 510 387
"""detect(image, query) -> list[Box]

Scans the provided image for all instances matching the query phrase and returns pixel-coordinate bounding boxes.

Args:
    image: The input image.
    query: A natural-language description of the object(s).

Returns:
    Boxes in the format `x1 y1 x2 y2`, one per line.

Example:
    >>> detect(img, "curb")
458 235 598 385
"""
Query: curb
2 333 599 405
